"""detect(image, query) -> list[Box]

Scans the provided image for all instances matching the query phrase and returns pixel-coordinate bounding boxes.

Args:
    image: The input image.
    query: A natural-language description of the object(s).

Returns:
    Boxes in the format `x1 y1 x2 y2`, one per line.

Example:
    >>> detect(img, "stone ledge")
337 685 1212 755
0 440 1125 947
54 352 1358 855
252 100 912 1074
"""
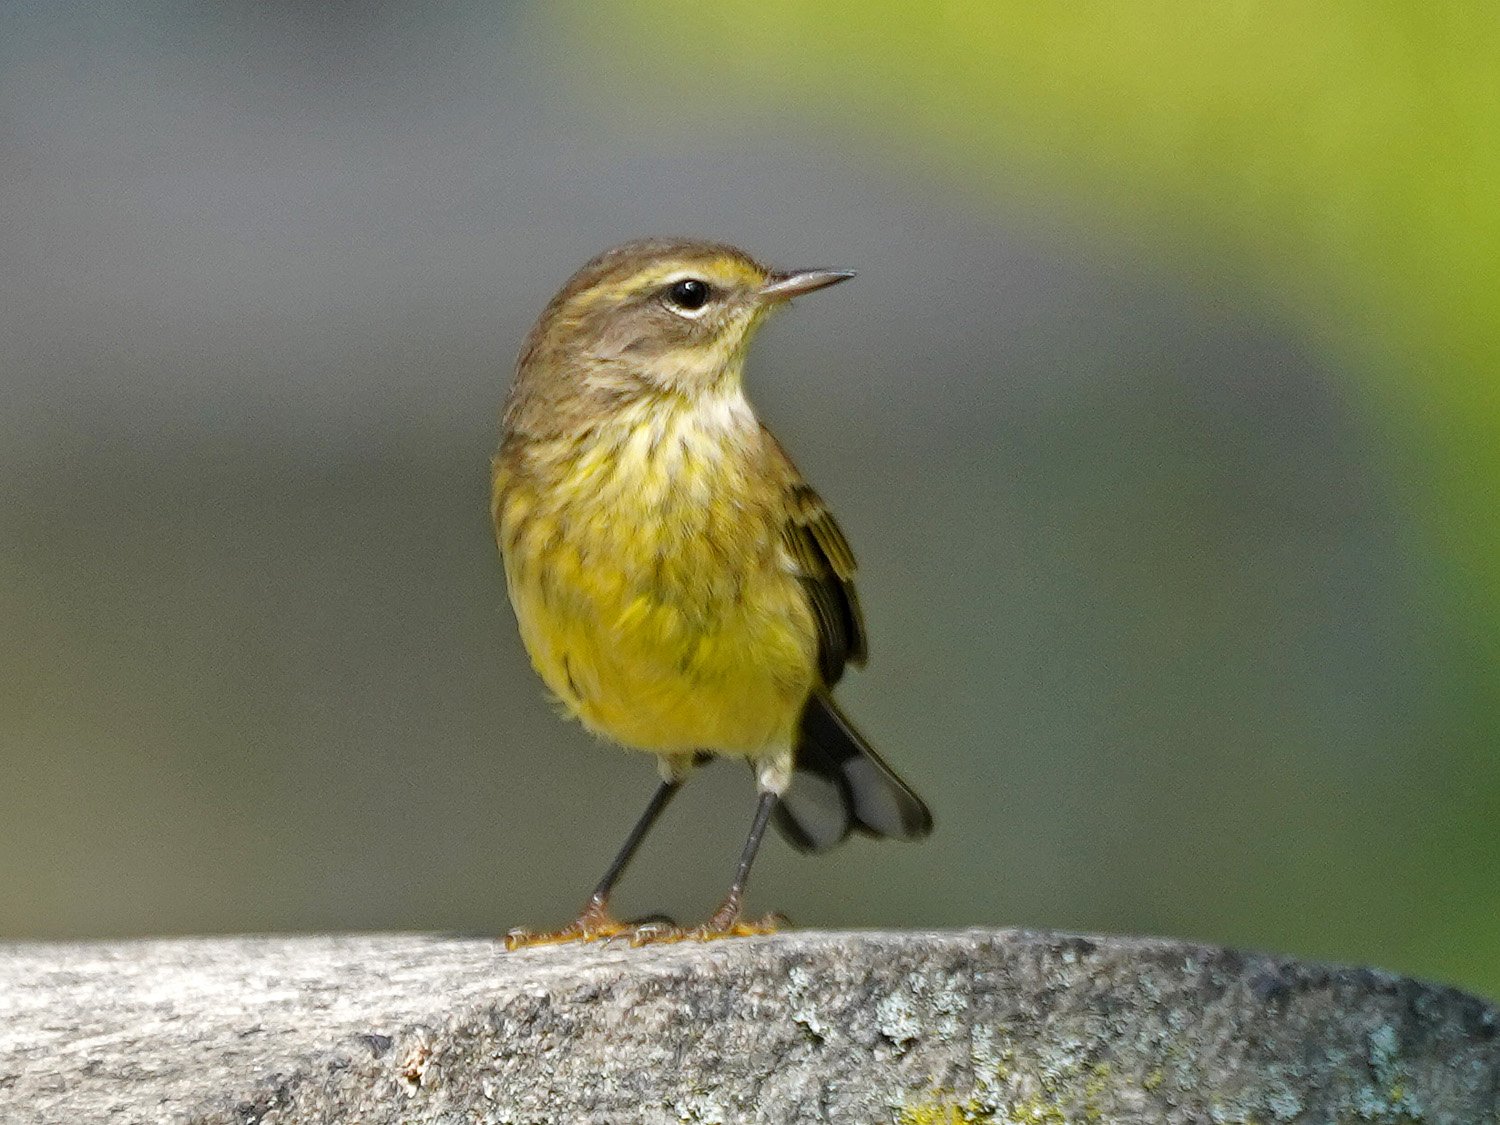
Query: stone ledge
0 930 1495 1123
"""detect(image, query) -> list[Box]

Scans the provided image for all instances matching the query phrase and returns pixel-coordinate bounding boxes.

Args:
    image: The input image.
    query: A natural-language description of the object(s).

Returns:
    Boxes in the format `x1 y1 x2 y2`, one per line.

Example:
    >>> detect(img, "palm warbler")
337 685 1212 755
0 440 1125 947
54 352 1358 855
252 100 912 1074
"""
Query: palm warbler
493 238 931 946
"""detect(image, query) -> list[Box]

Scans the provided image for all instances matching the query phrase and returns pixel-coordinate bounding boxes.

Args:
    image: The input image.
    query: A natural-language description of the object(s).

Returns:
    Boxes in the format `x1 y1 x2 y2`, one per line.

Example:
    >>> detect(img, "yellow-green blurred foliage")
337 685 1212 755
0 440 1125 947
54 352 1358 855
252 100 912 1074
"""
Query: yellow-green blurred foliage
548 0 1500 983
555 2 1498 632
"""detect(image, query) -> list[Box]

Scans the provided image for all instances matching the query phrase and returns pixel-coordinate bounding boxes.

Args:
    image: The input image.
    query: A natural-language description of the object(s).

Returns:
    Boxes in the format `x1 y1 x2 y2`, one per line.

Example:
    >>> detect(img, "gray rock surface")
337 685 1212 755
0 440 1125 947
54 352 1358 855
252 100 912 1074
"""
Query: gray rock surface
0 930 1496 1123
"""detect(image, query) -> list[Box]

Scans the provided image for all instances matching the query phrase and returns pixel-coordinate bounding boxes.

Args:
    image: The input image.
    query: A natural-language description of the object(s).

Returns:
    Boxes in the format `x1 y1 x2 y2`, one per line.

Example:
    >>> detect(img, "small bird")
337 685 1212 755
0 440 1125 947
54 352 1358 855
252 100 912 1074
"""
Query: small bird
493 238 931 946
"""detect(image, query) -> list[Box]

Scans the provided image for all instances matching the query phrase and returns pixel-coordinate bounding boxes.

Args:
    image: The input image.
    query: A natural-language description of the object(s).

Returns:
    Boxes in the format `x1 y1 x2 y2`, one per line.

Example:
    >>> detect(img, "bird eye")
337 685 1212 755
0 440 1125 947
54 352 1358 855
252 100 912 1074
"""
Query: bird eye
665 278 711 311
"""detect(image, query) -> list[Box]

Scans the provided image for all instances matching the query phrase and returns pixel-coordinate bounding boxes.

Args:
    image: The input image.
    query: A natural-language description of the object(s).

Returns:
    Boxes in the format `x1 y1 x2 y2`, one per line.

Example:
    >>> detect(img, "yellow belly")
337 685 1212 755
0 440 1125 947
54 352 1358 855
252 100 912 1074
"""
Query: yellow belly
495 414 816 757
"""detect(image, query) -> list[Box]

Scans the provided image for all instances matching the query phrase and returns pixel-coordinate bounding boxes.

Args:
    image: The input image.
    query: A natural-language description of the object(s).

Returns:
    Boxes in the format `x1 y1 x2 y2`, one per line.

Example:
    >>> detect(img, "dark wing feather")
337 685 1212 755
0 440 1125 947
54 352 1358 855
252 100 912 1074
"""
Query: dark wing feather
781 482 868 686
763 432 933 852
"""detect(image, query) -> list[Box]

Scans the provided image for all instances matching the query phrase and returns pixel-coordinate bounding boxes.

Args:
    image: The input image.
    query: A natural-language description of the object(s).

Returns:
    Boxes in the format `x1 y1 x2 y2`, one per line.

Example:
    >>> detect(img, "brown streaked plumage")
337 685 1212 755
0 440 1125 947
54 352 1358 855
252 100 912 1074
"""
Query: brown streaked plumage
493 238 931 947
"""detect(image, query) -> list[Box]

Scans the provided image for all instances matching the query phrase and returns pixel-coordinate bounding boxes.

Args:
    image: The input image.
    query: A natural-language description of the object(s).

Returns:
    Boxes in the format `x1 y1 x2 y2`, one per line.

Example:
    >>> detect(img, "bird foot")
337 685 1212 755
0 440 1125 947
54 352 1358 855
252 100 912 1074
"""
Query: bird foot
504 897 633 950
627 900 786 945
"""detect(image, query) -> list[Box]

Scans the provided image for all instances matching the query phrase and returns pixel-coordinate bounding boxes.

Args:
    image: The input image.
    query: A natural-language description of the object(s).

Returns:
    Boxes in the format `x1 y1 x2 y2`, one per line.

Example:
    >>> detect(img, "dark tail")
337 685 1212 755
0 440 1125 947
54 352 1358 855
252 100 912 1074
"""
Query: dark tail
772 692 933 853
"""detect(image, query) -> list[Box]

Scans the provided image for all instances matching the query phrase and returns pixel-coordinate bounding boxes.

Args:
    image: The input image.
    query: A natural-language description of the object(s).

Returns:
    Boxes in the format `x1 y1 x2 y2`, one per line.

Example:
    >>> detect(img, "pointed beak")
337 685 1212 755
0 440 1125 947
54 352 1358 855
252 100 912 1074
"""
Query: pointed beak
759 268 857 303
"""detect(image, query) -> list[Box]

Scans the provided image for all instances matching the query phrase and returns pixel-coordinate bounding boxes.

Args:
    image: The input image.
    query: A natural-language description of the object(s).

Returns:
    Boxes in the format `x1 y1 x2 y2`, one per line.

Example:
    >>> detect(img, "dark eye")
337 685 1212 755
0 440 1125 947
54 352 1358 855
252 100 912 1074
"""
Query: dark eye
666 278 711 310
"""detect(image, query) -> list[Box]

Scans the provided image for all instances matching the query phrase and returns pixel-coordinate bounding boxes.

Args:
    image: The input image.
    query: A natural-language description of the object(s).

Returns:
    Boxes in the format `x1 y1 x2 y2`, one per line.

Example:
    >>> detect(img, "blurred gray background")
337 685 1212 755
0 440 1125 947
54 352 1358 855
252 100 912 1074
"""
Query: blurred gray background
0 3 1483 997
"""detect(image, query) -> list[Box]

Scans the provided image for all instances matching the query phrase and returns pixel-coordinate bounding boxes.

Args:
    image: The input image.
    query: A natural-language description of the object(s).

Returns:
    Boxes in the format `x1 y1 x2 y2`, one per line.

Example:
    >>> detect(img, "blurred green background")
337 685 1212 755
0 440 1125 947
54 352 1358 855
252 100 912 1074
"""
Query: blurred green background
2 2 1496 999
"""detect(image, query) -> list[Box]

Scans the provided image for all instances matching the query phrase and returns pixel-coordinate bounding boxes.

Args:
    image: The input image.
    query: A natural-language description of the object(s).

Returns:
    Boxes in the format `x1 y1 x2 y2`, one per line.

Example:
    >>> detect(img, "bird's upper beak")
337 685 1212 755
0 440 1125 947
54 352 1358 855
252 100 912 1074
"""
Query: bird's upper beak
759 268 857 303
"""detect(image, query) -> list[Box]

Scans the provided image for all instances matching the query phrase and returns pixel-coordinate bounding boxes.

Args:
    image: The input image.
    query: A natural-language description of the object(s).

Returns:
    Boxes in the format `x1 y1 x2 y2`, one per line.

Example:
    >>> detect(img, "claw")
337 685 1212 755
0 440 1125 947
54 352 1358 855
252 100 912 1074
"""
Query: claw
503 896 632 950
626 920 682 947
695 911 785 941
626 902 787 946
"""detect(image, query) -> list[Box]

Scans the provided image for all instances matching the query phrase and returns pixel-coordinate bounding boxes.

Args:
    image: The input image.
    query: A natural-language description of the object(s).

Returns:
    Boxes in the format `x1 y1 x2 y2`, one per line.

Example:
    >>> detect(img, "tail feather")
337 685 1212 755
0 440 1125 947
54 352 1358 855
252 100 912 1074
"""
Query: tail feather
773 693 933 853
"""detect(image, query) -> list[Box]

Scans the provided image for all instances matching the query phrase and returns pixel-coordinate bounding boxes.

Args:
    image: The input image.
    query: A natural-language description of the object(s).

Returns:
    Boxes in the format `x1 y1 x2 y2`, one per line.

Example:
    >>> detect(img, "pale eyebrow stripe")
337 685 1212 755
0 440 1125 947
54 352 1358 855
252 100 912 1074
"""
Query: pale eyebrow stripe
580 258 764 307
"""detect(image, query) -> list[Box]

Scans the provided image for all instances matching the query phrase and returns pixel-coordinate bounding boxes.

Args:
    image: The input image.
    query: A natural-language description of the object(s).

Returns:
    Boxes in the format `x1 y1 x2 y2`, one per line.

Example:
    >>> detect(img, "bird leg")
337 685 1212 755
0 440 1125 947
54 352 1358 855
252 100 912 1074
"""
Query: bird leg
505 774 683 950
631 788 784 945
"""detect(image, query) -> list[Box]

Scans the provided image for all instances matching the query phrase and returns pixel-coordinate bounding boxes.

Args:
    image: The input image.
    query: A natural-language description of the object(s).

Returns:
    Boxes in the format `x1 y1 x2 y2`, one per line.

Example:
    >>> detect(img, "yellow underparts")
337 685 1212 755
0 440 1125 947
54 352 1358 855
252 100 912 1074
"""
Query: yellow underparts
497 394 816 762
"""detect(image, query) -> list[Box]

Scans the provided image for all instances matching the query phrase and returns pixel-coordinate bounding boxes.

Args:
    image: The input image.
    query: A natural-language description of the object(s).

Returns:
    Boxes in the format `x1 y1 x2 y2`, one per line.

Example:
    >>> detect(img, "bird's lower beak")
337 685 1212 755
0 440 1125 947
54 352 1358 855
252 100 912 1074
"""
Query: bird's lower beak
759 269 857 302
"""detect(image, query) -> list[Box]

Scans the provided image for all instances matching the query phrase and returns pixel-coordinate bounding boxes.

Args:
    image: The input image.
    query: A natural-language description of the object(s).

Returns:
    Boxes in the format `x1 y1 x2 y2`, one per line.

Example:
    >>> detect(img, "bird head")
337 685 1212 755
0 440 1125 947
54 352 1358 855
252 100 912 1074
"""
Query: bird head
515 238 854 404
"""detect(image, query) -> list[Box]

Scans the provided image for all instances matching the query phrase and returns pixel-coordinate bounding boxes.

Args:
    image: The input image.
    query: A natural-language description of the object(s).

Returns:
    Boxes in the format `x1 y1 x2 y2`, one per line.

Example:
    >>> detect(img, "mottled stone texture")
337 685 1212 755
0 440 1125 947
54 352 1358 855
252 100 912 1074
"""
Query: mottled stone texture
0 930 1496 1124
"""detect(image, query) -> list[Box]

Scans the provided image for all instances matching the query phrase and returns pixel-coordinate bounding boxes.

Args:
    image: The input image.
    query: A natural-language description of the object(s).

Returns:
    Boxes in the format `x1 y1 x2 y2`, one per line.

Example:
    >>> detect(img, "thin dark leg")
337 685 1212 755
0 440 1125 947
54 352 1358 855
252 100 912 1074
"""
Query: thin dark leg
505 776 683 949
588 776 682 904
697 789 781 935
726 789 778 904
